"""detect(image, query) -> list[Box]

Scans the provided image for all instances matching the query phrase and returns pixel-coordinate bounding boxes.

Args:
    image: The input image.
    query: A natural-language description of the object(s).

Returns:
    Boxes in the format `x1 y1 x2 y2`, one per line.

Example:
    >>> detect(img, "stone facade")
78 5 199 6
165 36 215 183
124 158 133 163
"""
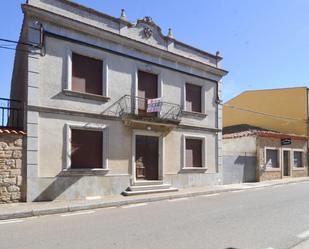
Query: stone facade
0 134 24 203
257 136 307 181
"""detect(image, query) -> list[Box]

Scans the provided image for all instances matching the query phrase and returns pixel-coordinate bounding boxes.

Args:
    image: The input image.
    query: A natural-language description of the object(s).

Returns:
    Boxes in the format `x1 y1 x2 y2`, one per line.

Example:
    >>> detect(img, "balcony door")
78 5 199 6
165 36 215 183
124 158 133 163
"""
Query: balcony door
137 71 158 117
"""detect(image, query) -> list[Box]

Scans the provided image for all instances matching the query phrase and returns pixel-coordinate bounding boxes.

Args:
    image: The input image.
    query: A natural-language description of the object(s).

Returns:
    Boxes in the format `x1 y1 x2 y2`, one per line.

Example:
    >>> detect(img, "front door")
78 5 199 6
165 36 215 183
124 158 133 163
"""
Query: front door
283 150 290 176
137 71 158 117
135 135 159 180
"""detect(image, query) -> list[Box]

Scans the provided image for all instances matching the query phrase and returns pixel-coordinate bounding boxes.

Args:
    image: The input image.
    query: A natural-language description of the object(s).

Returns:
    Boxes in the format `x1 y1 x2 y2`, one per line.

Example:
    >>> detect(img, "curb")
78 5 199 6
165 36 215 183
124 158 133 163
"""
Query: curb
1 178 309 221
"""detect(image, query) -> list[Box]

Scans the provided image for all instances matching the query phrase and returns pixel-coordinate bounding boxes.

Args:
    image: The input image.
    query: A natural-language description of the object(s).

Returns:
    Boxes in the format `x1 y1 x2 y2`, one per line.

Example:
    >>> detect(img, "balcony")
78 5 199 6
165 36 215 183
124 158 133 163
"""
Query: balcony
103 95 181 129
0 98 23 130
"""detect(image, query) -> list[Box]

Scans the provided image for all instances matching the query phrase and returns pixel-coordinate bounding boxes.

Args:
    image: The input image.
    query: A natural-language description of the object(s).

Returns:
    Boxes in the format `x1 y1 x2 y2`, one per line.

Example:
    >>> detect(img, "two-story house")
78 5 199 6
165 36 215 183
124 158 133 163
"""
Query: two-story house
11 0 227 201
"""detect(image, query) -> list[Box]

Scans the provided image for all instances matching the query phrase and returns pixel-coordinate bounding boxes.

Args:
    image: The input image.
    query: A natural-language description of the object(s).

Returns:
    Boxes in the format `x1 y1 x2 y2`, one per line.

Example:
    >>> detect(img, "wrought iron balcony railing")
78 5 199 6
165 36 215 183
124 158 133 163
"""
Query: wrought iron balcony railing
0 98 23 130
103 95 182 123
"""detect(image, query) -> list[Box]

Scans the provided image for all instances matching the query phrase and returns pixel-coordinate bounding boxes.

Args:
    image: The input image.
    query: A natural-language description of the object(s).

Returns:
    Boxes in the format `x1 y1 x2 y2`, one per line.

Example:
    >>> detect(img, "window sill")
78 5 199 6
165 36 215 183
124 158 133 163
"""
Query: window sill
180 167 208 173
60 168 109 176
63 89 110 102
182 111 207 118
292 167 306 171
264 167 281 172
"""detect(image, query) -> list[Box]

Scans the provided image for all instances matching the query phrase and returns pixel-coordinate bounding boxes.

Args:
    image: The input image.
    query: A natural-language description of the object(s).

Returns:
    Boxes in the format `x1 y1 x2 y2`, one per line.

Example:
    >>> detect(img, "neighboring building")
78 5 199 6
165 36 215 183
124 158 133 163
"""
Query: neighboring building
223 87 309 136
223 125 308 183
11 0 227 201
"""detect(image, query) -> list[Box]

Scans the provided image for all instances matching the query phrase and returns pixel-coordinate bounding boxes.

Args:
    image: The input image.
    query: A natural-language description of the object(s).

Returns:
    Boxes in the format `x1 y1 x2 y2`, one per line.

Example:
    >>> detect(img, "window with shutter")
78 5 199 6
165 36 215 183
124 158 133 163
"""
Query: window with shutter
72 53 103 95
185 138 202 168
71 129 103 169
186 83 202 113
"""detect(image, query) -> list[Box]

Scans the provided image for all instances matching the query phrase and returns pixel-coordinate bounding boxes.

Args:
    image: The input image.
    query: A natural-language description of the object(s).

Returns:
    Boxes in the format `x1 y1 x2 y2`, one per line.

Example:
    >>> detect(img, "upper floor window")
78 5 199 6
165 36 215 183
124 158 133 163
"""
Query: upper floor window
186 83 201 113
72 53 103 95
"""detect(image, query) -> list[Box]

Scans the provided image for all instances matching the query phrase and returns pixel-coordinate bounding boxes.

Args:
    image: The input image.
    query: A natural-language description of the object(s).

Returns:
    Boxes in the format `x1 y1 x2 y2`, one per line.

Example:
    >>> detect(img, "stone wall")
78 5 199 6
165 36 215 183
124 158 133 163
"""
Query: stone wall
0 134 24 203
292 169 308 178
259 170 282 181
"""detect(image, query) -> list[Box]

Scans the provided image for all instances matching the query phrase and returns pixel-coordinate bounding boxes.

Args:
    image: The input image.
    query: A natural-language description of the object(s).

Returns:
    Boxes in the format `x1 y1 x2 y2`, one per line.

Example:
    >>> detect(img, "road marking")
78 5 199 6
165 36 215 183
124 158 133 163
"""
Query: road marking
0 219 24 225
231 190 245 193
86 196 101 200
265 247 275 249
122 203 148 209
168 197 189 202
102 207 117 210
297 229 309 239
201 193 219 197
61 210 95 217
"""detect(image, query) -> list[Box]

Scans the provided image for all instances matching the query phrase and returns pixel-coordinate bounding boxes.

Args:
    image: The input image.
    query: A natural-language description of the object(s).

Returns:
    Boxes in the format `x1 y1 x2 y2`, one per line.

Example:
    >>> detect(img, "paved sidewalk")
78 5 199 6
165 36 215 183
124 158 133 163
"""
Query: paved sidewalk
0 177 308 220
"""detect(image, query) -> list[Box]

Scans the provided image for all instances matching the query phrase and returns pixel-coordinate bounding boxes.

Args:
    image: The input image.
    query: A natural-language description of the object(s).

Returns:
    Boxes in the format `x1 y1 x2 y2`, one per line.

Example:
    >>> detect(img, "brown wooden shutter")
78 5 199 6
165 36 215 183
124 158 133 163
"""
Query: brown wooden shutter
186 83 201 113
72 53 103 95
138 71 158 115
71 129 103 169
185 139 202 168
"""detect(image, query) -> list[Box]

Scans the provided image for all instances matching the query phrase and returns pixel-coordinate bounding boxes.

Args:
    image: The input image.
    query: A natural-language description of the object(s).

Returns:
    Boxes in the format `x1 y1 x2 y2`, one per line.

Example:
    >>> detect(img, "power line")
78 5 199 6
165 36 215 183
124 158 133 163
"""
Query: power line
224 103 307 123
0 38 40 48
0 45 36 54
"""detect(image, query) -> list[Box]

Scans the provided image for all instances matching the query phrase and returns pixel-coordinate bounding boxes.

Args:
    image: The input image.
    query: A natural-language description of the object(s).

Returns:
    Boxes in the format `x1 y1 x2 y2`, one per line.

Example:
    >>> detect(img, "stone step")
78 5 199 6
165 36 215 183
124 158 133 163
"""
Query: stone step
133 180 164 186
128 184 172 192
122 187 178 196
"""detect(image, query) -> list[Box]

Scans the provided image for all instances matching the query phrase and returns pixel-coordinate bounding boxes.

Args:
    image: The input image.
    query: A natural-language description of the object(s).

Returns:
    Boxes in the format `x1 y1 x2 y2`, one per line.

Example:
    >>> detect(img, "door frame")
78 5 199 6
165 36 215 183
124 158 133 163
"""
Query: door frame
281 148 292 177
131 129 164 184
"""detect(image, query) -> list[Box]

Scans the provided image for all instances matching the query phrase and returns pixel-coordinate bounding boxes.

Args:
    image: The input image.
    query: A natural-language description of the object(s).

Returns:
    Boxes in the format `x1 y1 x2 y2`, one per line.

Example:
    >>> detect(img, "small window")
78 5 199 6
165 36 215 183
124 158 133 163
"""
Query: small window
294 151 303 168
71 129 103 169
185 139 202 168
72 53 103 95
266 149 279 168
186 83 202 113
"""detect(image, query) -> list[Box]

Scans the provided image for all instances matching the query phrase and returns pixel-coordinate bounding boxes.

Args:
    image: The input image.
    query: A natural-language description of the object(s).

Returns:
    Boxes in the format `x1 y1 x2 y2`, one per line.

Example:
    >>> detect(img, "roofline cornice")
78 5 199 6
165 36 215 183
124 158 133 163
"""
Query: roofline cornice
22 3 228 77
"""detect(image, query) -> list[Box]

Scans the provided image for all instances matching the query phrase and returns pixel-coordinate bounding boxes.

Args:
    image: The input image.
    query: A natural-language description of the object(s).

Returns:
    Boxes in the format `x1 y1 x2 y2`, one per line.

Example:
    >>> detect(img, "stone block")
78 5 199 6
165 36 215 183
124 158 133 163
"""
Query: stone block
15 159 22 169
11 192 21 200
10 169 21 176
0 142 8 150
0 171 10 177
0 151 13 158
7 185 20 192
5 159 15 167
12 150 22 159
0 186 7 193
14 139 23 147
16 176 22 186
3 177 16 184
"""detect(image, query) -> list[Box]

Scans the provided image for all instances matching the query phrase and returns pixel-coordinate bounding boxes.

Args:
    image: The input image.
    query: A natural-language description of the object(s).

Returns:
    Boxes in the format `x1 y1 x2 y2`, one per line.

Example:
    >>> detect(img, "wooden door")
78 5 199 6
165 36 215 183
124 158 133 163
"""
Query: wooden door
283 151 290 176
135 135 159 180
138 71 158 116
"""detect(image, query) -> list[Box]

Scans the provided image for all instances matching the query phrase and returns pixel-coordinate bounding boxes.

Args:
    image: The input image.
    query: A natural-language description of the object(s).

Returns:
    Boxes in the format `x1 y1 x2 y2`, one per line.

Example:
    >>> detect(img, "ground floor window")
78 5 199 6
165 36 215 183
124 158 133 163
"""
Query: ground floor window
71 129 103 169
185 138 202 168
293 151 303 168
265 149 279 168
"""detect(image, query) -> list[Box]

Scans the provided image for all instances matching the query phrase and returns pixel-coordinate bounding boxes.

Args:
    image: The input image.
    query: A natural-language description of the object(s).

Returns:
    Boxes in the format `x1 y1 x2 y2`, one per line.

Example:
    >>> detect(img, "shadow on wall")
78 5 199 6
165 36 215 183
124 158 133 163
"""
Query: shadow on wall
33 173 84 201
234 155 257 183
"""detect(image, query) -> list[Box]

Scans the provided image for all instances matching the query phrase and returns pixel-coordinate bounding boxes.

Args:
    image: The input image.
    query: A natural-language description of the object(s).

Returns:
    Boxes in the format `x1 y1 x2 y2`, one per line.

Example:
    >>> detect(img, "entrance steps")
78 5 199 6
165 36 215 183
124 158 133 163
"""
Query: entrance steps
122 182 178 196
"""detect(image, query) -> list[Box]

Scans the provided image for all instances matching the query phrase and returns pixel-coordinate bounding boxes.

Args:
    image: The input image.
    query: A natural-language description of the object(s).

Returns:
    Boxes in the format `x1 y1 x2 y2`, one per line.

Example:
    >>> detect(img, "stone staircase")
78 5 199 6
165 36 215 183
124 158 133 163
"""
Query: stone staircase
122 180 178 196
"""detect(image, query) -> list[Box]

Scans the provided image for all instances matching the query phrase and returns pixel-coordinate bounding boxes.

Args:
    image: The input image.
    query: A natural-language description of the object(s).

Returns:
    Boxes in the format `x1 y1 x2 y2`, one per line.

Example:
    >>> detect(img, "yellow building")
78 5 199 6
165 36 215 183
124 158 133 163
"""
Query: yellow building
223 87 308 136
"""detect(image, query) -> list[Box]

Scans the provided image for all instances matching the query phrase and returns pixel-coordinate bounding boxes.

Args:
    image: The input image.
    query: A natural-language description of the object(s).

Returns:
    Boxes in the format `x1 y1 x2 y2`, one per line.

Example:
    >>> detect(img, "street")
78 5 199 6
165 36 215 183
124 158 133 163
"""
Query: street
1 182 309 249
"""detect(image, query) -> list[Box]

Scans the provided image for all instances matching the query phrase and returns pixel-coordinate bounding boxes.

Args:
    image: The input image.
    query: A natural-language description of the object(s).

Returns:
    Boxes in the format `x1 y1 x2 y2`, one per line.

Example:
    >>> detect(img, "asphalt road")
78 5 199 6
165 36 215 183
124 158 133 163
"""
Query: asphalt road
1 182 309 249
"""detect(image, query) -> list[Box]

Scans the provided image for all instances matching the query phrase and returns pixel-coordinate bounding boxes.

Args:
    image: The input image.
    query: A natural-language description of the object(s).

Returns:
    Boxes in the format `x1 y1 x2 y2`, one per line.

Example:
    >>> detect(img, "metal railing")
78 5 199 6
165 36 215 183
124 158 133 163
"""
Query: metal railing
0 98 23 130
103 95 182 123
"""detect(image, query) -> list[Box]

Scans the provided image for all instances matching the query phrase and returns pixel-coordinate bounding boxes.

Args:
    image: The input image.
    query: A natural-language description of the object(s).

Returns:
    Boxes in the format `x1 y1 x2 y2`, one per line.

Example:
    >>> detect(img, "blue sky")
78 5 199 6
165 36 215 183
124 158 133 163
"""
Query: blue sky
1 0 309 101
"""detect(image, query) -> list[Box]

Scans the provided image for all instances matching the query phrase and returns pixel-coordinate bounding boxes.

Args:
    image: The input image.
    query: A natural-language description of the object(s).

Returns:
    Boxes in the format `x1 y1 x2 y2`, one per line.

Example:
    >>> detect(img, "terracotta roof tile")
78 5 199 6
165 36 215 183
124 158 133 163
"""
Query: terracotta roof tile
0 128 26 135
